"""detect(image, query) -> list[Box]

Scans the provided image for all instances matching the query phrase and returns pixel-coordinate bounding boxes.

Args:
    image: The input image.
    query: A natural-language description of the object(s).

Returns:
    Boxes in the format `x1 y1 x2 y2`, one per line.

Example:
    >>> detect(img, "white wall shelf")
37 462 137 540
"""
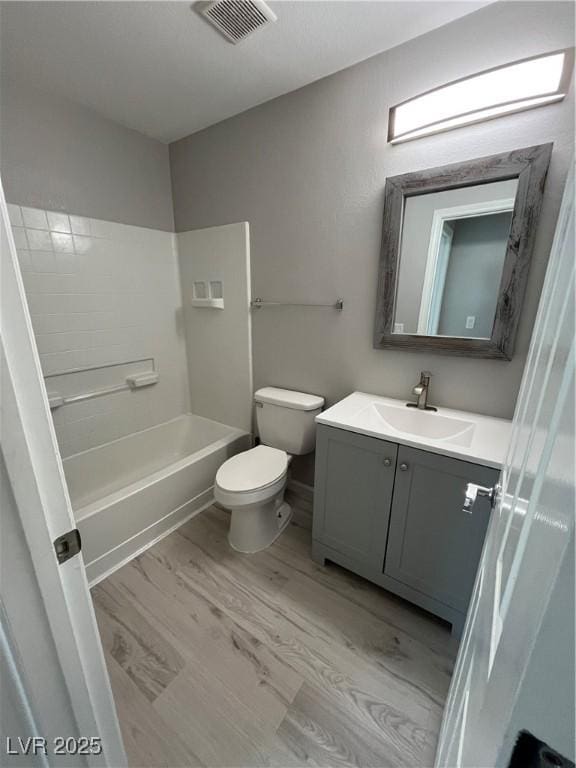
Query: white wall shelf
190 298 225 309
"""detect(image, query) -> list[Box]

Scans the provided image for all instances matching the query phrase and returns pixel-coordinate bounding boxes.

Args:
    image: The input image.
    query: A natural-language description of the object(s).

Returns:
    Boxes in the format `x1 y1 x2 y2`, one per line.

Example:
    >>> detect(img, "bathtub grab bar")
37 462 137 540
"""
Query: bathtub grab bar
49 383 131 409
45 357 158 410
48 377 160 409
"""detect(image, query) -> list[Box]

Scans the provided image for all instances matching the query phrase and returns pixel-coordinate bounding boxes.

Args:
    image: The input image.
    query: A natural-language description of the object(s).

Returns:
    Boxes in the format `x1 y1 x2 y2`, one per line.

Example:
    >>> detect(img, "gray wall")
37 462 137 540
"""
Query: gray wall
438 212 512 338
170 1 575 487
0 81 174 231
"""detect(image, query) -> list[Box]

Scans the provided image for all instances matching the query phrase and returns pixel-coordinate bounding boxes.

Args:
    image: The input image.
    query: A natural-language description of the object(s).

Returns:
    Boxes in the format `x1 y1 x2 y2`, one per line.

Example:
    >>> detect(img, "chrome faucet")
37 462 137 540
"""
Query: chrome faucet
407 371 436 411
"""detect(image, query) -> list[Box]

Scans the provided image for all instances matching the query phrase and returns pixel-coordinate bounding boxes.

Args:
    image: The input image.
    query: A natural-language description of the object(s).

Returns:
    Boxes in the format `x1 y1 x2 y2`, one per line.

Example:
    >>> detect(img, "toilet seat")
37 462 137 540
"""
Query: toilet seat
216 445 288 493
214 445 288 509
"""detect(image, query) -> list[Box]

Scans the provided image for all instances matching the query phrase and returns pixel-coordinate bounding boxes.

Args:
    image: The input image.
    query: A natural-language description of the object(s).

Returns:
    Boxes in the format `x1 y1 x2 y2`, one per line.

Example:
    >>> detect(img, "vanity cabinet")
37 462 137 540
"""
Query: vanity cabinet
312 426 398 572
385 445 496 616
312 424 499 632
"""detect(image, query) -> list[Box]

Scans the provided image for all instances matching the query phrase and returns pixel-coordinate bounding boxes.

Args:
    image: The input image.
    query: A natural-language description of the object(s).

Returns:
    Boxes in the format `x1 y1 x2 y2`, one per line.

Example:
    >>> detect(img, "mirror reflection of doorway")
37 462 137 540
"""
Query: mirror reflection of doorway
392 175 520 341
425 220 454 334
417 207 514 338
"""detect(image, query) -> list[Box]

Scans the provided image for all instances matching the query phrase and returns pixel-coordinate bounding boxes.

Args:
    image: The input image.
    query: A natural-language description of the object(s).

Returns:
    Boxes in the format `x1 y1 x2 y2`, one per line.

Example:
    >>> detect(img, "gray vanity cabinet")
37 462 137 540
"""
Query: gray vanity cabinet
312 425 398 572
312 424 499 631
384 445 497 615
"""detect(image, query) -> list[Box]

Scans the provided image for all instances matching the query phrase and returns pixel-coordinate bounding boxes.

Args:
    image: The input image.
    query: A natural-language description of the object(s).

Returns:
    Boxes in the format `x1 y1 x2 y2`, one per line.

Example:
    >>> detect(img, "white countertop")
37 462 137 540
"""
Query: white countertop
316 391 512 469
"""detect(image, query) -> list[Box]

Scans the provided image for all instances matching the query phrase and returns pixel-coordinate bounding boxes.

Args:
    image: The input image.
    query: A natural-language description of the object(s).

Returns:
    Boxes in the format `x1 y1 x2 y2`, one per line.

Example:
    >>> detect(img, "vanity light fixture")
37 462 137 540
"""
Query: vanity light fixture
388 50 573 144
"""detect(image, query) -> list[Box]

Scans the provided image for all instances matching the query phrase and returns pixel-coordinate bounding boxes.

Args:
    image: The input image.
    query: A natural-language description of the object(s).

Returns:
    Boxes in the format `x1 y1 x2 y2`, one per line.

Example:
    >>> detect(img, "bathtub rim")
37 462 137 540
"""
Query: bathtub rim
63 411 243 464
69 415 250 522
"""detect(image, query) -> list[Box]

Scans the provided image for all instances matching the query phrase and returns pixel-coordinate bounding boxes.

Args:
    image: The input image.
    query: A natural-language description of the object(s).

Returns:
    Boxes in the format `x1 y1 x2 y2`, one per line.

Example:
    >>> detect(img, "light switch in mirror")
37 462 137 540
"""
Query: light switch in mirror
394 179 518 339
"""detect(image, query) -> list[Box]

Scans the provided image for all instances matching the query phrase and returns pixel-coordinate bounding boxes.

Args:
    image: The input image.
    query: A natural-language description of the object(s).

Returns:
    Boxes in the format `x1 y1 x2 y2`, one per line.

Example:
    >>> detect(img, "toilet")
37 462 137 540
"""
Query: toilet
215 387 324 553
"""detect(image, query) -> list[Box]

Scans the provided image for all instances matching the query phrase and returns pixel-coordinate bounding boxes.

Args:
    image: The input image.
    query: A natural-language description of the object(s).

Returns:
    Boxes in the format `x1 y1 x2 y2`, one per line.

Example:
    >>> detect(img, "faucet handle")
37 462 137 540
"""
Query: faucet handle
420 370 432 380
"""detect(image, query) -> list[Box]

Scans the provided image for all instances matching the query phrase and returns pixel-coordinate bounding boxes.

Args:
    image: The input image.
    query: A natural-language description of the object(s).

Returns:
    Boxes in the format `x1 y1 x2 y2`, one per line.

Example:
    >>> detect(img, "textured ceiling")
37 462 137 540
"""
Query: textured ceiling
1 1 491 142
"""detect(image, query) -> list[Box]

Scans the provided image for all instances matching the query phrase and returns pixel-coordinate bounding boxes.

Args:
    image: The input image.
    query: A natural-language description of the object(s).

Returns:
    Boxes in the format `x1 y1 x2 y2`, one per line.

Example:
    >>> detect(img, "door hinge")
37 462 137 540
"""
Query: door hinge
53 529 82 564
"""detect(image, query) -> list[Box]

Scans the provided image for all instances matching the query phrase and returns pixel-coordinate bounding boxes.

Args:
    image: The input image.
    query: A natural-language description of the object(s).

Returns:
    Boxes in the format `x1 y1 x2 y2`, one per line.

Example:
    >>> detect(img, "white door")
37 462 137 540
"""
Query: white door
0 180 126 767
436 165 575 767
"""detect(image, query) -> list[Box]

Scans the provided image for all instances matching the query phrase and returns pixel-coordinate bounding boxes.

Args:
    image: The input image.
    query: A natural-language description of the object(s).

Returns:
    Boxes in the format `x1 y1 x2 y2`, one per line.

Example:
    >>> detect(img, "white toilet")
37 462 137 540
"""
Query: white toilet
214 387 324 553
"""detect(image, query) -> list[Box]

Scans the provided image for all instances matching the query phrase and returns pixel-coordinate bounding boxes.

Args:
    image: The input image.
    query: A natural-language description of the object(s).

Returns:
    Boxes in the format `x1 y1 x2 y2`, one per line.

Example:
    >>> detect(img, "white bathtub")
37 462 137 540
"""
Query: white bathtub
63 414 250 584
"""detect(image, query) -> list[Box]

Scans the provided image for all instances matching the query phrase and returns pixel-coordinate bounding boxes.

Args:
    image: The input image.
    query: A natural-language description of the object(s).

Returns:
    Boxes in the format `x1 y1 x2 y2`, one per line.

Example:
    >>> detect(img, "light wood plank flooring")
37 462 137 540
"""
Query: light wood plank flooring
92 502 457 767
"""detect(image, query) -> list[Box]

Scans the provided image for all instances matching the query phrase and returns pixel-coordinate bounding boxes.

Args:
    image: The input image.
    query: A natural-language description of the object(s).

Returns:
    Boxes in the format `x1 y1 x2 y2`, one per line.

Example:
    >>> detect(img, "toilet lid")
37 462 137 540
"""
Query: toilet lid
216 445 288 493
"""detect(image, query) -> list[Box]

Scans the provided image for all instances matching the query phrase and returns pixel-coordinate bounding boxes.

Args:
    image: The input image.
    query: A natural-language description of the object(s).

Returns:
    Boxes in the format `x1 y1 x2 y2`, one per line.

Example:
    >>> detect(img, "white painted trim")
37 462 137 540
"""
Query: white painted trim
87 489 215 587
244 223 255 437
0 180 126 767
425 222 454 335
417 198 516 334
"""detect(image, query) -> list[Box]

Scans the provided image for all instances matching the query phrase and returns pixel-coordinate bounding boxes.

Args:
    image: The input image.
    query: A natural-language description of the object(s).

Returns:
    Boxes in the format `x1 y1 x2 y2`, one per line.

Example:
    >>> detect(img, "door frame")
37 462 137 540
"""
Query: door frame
417 197 516 334
1 180 126 766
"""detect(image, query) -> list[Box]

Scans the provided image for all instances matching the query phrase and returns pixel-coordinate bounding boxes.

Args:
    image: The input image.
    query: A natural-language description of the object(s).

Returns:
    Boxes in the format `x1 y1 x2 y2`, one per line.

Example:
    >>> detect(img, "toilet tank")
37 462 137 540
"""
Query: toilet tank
254 387 324 455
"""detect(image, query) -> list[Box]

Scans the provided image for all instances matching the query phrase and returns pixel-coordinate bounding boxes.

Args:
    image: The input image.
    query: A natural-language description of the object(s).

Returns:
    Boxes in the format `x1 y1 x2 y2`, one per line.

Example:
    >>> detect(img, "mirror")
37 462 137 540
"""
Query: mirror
374 145 552 359
394 179 518 339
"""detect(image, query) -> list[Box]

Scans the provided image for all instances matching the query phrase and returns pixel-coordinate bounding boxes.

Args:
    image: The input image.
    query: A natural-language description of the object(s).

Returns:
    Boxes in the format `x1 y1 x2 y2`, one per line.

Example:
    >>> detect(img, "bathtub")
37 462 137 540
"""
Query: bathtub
63 414 250 585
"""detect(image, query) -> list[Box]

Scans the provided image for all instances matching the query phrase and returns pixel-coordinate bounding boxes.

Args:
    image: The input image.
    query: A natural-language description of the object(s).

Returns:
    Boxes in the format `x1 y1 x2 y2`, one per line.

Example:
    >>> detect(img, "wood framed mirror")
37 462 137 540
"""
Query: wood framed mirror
373 144 552 359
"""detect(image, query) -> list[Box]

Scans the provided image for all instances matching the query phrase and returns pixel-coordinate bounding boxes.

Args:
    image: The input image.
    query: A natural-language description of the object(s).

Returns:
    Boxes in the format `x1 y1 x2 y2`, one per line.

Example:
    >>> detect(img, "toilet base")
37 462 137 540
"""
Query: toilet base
228 495 293 554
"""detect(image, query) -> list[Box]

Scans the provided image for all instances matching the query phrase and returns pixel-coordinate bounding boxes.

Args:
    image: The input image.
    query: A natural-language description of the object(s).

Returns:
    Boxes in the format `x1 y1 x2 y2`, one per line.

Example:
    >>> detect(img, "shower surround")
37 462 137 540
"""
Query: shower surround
8 204 253 582
7 203 190 457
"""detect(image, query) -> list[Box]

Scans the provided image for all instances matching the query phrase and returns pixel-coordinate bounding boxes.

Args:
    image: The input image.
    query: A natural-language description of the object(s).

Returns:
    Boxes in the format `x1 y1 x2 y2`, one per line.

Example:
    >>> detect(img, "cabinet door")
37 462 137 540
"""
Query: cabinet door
385 445 498 614
313 425 398 570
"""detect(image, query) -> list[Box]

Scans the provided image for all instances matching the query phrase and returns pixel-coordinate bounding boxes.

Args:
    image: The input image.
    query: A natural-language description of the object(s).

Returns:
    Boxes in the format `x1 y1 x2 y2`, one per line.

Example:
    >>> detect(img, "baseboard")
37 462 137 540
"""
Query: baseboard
86 487 214 587
286 479 314 511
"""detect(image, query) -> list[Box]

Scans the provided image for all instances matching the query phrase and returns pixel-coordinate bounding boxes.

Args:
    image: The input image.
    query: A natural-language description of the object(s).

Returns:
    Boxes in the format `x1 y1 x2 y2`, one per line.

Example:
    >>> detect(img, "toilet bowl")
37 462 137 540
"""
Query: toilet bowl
215 445 292 553
214 387 324 553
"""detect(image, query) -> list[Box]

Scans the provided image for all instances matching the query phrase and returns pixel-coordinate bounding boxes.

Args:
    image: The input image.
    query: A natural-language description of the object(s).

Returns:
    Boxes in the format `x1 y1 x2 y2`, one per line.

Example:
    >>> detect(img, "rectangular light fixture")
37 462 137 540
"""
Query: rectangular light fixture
388 50 573 144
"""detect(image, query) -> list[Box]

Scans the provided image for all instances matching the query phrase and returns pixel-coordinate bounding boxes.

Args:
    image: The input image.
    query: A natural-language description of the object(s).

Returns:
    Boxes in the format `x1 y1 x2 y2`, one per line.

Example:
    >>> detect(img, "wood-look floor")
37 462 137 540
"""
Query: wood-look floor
92 501 457 768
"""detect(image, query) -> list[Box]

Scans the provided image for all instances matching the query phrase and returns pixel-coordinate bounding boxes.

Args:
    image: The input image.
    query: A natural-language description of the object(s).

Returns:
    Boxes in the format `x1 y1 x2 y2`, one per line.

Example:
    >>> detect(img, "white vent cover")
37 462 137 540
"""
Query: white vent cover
198 0 277 44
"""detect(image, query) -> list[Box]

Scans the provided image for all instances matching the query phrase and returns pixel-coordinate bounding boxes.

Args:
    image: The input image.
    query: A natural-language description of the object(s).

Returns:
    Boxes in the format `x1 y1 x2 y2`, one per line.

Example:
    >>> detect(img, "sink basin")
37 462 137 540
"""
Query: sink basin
316 392 512 467
371 403 475 446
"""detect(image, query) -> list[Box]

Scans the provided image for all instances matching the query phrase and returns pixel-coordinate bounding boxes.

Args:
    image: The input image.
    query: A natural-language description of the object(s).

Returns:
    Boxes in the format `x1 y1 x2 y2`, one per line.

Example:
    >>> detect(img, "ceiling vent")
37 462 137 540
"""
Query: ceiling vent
198 0 277 44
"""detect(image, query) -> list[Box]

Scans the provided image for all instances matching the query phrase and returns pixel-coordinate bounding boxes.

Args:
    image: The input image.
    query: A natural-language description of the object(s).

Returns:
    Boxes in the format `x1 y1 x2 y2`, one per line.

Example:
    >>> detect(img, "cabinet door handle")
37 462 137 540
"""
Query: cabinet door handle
400 462 409 471
383 457 392 467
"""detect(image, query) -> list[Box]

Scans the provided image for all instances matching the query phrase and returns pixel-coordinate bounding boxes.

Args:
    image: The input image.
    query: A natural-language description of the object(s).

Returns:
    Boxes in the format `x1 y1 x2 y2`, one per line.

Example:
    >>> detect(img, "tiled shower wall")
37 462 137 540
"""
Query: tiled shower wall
8 203 190 457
